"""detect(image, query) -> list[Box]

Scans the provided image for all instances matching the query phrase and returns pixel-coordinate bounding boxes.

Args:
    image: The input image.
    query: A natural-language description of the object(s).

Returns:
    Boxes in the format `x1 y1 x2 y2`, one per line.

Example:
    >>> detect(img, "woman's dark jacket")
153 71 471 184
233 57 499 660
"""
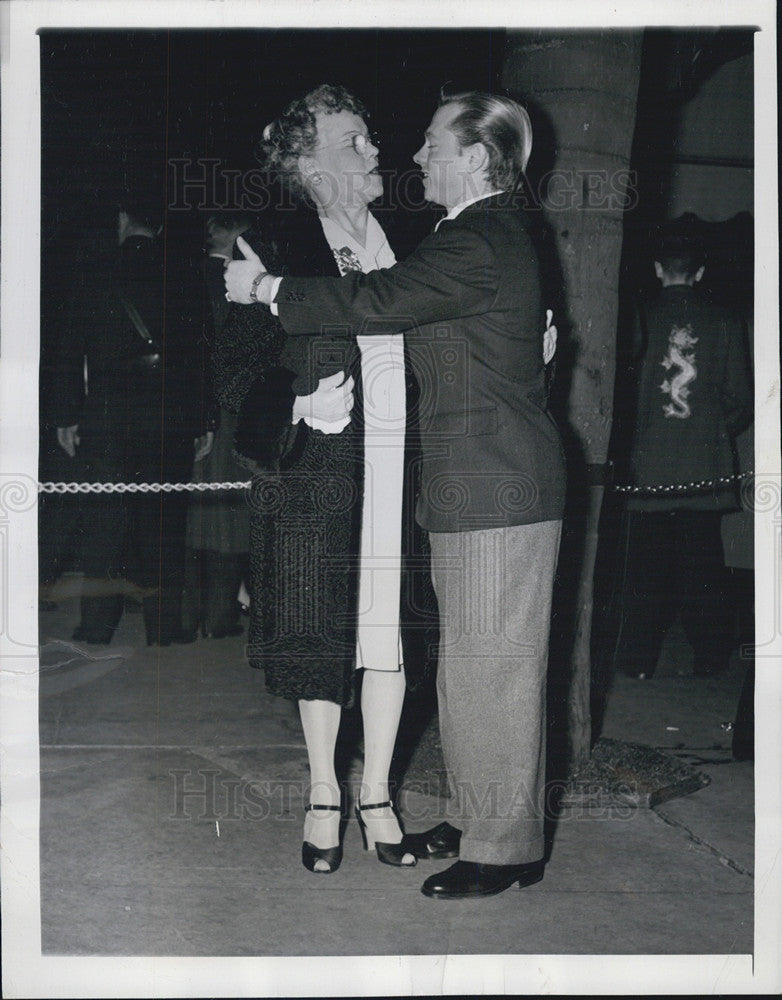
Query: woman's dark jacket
211 207 438 706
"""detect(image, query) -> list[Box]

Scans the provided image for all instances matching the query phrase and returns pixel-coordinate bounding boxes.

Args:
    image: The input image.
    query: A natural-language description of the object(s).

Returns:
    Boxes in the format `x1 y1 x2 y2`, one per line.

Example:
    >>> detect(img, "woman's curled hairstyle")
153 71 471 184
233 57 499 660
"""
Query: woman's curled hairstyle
257 84 368 202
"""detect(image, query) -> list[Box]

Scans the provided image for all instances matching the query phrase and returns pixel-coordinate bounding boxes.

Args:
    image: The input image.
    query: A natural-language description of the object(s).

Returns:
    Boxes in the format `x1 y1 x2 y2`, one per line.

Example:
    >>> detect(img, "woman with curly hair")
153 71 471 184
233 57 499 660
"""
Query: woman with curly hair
213 85 438 874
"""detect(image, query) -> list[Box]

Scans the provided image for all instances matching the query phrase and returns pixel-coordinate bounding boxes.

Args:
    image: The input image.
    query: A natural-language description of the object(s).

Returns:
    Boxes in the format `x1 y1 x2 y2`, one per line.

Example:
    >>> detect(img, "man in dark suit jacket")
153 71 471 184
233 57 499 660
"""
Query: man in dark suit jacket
226 90 567 898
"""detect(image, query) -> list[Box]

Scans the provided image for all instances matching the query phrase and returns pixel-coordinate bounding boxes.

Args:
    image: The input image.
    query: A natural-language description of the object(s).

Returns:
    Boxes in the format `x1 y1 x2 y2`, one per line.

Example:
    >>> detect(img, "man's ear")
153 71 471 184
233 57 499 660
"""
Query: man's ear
466 142 490 175
693 265 705 283
653 261 664 281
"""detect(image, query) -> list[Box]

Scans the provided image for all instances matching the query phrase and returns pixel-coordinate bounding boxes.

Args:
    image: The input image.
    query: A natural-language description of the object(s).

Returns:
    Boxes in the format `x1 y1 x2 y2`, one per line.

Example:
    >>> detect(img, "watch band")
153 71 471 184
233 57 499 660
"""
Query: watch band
249 271 266 303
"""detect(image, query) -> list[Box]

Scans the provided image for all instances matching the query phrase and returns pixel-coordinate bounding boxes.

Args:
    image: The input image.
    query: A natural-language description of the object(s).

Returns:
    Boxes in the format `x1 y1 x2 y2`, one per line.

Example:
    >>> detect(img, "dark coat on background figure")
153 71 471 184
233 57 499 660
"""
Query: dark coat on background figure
605 282 753 679
627 284 753 512
47 234 209 642
212 209 439 707
185 253 251 556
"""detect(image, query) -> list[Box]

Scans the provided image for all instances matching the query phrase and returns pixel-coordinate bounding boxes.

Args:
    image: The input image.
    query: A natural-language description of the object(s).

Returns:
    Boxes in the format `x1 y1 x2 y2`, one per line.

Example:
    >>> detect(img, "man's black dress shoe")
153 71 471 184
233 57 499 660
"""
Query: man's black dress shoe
420 859 544 899
405 821 461 860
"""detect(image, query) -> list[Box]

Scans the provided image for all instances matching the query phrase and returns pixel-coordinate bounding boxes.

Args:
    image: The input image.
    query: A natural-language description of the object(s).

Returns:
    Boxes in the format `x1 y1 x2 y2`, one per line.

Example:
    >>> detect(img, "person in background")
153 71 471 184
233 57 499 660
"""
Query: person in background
52 189 210 646
181 212 255 641
607 219 753 679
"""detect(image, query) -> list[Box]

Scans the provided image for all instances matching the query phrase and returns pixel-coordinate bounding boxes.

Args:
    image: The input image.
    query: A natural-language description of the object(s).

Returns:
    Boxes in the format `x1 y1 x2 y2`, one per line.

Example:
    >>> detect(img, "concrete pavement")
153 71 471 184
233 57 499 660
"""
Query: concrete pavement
28 584 766 992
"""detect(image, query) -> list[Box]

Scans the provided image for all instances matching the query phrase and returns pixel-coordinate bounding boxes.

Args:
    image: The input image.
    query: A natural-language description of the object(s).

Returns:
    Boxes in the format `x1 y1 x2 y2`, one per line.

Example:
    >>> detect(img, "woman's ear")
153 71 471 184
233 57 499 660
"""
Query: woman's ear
298 154 326 195
298 154 318 182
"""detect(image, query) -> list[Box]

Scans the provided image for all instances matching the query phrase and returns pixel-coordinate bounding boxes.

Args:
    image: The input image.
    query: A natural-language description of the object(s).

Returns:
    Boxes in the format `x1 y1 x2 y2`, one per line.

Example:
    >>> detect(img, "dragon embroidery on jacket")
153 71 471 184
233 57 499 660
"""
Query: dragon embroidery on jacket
660 323 698 419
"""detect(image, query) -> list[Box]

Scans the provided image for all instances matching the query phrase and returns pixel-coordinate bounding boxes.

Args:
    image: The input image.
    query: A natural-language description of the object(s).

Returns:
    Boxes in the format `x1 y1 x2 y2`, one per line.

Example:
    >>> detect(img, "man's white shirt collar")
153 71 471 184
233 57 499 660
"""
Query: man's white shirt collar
434 190 505 231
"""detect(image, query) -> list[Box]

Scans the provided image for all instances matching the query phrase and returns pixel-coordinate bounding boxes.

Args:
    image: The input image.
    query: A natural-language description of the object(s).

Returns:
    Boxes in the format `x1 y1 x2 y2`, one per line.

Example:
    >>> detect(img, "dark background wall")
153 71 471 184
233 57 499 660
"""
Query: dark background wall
39 26 755 474
40 26 755 351
39 29 506 401
40 29 505 254
37 28 506 580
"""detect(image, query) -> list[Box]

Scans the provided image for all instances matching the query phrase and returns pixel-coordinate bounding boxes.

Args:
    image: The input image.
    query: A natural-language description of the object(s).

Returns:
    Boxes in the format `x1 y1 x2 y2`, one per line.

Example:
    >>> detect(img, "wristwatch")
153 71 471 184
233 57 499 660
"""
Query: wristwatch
249 271 266 303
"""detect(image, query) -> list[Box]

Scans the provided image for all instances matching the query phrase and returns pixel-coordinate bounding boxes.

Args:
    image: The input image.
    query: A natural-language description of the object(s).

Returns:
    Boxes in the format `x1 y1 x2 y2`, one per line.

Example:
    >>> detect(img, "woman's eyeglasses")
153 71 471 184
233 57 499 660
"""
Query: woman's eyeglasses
315 131 380 155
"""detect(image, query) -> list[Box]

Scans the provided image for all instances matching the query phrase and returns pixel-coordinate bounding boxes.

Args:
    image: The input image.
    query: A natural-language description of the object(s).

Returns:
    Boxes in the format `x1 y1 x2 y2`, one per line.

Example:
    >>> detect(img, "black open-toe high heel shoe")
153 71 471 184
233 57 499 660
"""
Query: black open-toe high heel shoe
302 804 343 874
354 800 417 868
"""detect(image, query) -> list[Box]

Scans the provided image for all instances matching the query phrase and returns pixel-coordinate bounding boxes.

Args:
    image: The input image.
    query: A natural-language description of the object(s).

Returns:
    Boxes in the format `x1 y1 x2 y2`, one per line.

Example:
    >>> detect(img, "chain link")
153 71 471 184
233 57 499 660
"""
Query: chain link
38 481 251 494
37 470 753 496
612 470 752 496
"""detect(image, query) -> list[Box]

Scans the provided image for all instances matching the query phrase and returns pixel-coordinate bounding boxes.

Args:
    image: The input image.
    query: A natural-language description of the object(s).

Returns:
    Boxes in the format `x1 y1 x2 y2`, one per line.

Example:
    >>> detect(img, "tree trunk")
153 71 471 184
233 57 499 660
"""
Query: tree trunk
503 31 643 768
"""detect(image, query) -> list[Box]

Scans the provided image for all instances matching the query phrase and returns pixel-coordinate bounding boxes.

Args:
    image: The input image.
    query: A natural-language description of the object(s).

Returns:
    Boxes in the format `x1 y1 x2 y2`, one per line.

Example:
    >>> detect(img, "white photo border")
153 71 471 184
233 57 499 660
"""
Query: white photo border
1 1 779 996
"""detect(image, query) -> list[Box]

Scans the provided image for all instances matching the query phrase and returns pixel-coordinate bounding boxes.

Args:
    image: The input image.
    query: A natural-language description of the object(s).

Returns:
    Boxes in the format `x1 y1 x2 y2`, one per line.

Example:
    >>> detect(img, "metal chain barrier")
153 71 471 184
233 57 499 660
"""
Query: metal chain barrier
611 470 753 496
38 481 251 494
37 470 754 496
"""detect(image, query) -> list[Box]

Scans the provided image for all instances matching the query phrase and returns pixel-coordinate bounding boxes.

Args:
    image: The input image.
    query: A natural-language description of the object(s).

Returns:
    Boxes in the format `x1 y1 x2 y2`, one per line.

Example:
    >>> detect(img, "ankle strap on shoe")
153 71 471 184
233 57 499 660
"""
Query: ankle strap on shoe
357 800 392 811
305 803 341 812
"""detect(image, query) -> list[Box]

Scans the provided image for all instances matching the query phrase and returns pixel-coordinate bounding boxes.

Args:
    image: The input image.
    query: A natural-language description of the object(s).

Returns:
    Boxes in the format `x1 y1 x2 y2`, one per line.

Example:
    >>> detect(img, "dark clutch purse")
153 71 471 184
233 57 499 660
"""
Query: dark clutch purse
116 291 162 371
